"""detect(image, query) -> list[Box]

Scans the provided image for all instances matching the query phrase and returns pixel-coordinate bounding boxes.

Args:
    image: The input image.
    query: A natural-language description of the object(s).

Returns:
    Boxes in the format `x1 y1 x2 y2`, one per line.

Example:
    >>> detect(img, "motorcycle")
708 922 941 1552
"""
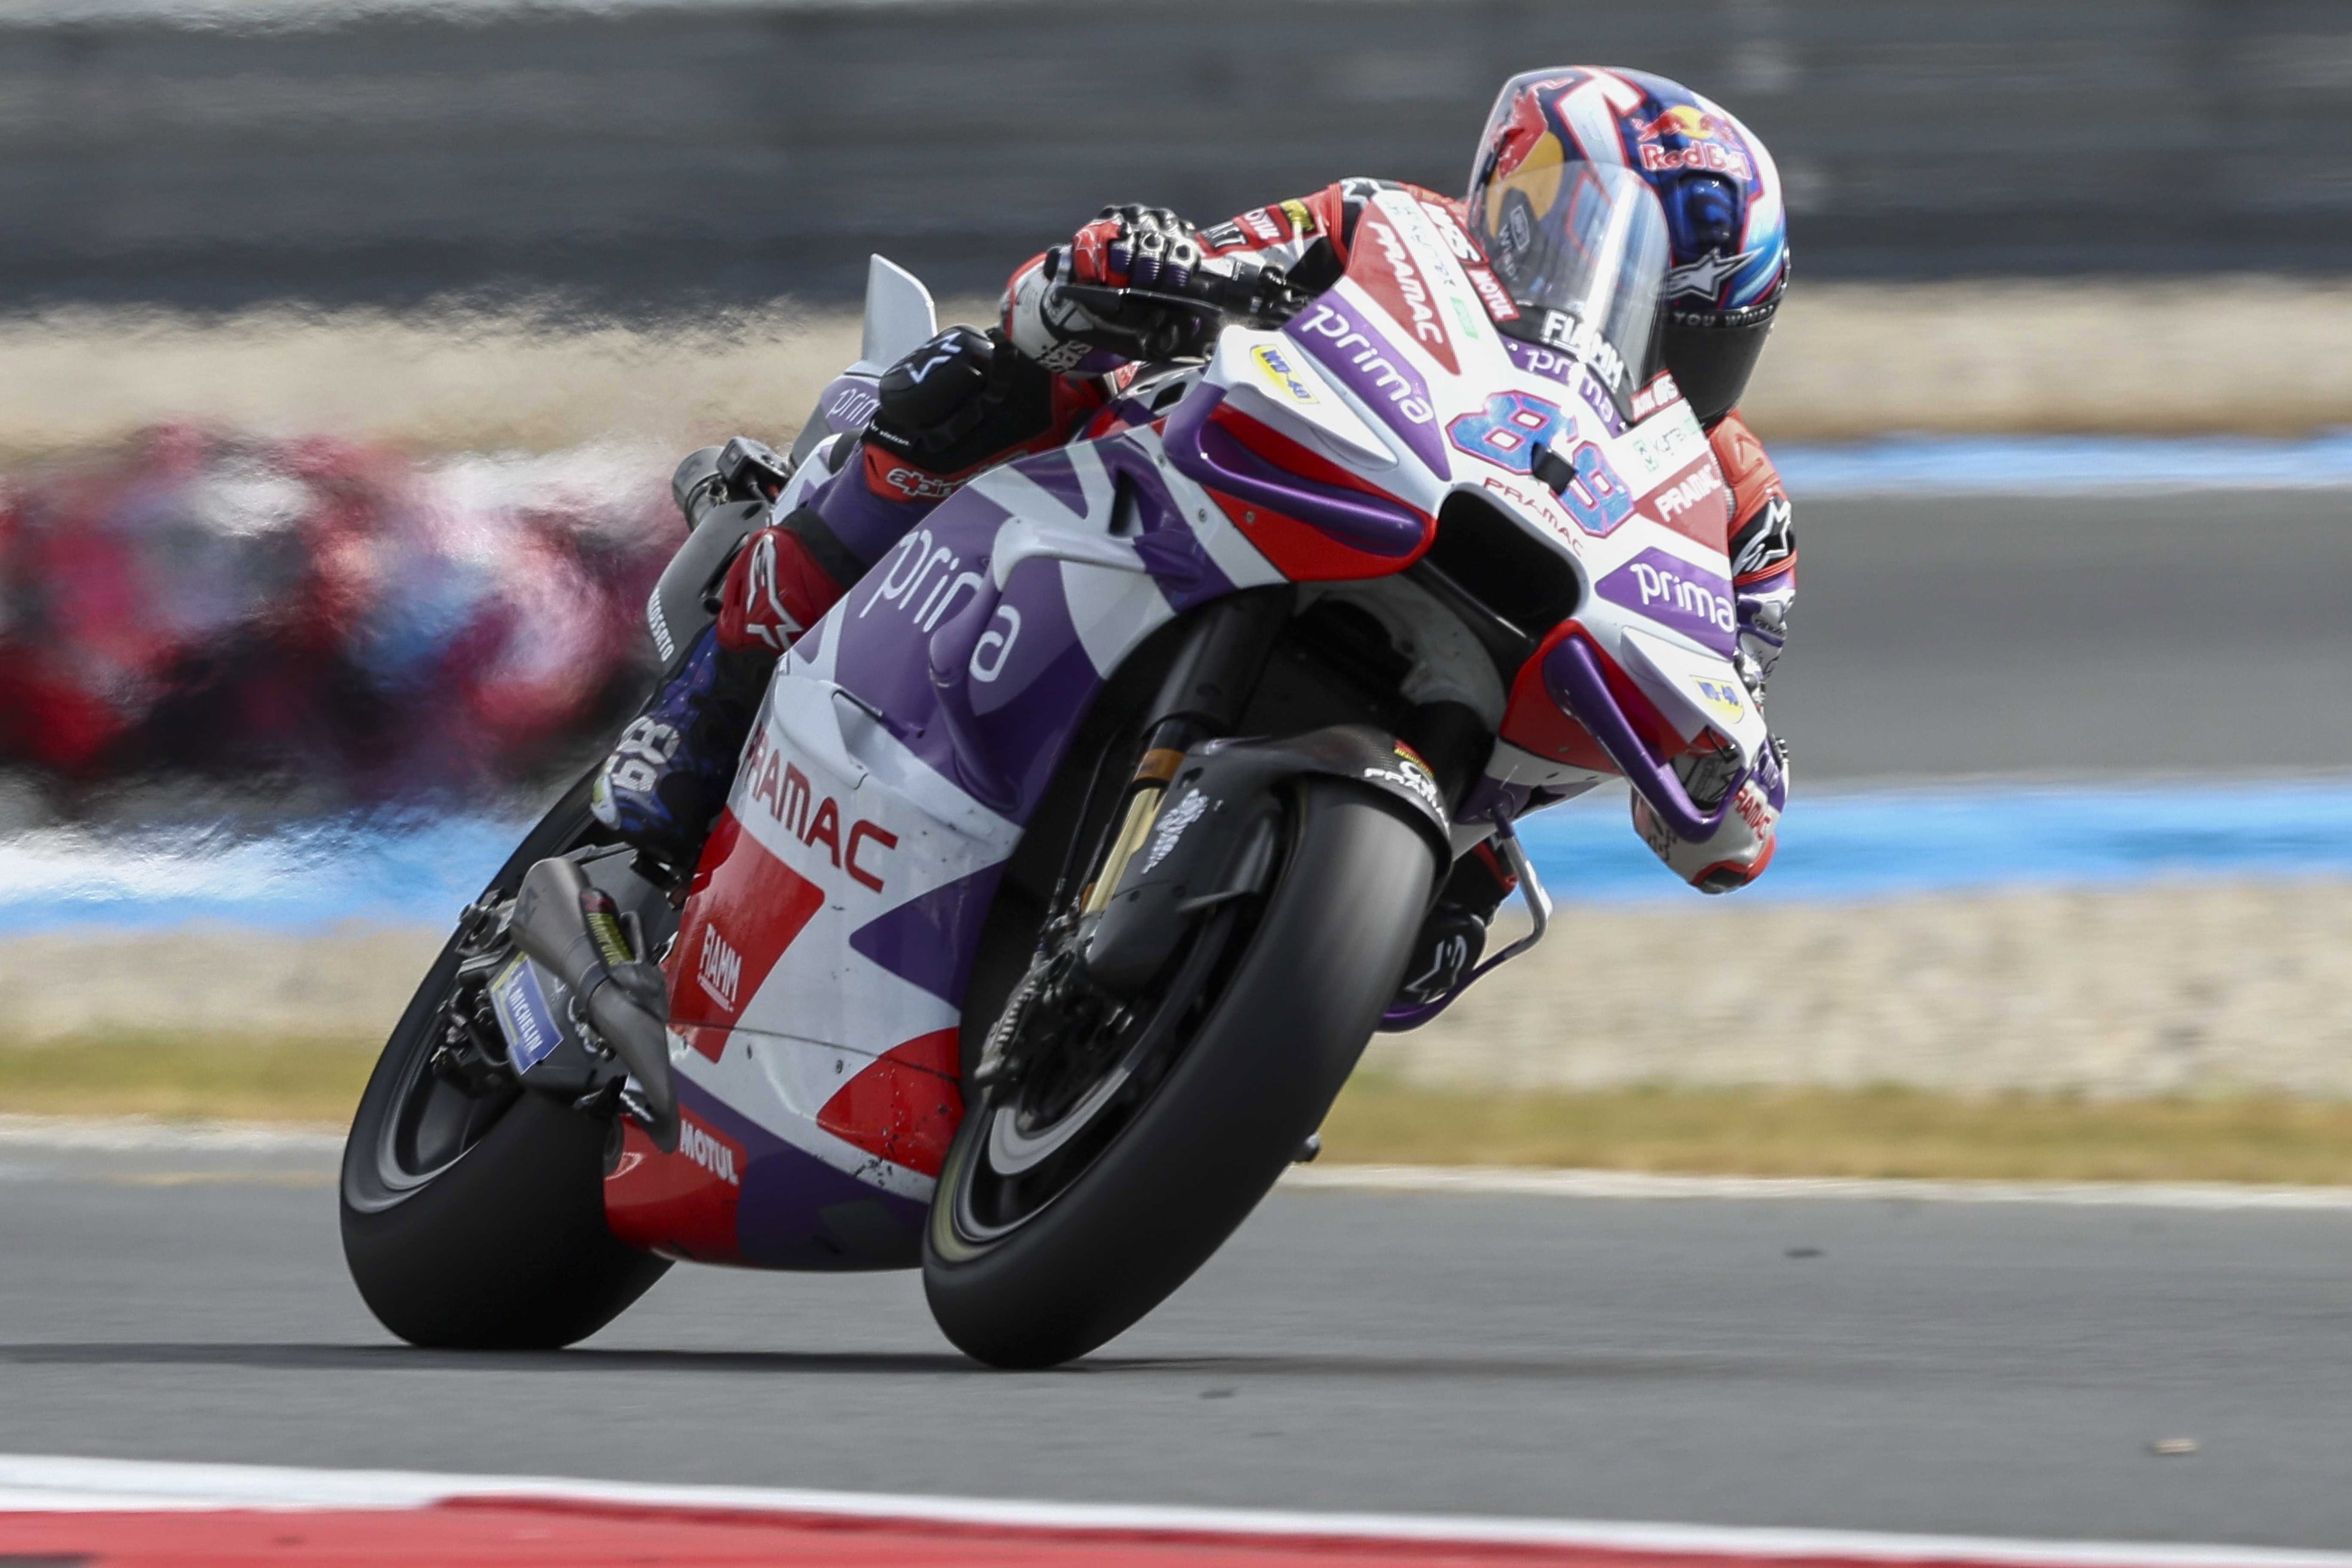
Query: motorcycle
340 165 1767 1368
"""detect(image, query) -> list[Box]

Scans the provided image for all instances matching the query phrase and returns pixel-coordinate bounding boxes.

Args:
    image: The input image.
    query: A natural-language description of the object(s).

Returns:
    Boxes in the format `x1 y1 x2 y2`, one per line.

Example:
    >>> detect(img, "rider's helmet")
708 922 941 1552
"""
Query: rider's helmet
1467 67 1788 427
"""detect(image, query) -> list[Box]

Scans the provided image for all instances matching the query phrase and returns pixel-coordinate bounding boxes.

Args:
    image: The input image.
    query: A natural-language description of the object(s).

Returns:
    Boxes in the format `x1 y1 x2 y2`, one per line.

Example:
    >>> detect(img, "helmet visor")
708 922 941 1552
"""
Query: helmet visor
1469 159 1669 398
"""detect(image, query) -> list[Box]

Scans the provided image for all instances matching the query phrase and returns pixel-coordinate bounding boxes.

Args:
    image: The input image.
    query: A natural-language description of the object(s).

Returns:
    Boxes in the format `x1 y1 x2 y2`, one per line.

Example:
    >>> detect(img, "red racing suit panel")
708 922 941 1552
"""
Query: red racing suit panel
1192 179 1457 276
1711 409 1795 689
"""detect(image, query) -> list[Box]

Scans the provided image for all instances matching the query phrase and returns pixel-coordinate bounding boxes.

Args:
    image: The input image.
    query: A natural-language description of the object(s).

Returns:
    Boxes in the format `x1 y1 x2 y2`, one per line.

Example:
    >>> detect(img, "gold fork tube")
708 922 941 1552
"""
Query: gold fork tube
1078 746 1190 915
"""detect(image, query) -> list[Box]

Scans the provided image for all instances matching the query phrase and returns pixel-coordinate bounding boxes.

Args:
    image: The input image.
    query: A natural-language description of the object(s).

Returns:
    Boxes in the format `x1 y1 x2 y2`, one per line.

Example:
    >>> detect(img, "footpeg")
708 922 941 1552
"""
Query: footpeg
510 856 680 1152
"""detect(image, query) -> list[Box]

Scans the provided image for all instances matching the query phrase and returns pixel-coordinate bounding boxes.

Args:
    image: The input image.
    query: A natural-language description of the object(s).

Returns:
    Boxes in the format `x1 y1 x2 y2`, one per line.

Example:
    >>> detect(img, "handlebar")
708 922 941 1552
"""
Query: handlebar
1054 255 1311 337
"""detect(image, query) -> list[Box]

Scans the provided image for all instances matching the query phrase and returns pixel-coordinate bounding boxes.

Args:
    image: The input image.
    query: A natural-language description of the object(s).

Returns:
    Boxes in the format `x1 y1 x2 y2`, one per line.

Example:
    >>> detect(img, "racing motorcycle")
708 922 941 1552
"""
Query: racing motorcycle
340 166 1766 1369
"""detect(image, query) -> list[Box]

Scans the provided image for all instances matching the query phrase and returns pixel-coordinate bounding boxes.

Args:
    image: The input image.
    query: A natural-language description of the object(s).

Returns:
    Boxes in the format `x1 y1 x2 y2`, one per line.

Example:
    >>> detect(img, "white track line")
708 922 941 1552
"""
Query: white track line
0 1115 342 1154
0 1453 2345 1567
1281 1164 2352 1210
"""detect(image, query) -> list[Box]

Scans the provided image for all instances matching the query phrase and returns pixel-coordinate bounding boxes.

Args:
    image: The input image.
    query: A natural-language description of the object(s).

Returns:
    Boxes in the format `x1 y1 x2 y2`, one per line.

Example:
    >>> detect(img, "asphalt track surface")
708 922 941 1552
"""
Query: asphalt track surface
1767 489 2352 780
8 1137 2352 1550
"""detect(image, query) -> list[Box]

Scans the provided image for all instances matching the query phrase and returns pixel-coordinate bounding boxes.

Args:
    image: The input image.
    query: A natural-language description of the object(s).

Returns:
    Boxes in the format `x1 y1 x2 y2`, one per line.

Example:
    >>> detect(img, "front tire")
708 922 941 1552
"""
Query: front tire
923 780 1436 1368
340 773 670 1349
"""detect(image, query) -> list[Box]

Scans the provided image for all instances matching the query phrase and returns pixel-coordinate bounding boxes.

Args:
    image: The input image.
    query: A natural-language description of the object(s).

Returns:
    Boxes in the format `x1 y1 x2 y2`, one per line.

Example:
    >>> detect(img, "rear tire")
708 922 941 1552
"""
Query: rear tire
923 780 1436 1369
340 773 670 1349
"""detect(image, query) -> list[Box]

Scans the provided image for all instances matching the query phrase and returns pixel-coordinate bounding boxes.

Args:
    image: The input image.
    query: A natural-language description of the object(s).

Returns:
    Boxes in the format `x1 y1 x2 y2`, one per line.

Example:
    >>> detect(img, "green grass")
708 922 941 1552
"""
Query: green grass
0 1031 378 1124
13 1036 2352 1186
1318 1075 2352 1186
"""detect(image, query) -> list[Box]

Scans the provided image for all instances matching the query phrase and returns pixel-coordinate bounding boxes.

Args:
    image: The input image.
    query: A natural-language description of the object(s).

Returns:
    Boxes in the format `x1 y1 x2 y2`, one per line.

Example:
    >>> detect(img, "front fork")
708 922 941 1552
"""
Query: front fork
1077 589 1292 915
976 591 1290 1089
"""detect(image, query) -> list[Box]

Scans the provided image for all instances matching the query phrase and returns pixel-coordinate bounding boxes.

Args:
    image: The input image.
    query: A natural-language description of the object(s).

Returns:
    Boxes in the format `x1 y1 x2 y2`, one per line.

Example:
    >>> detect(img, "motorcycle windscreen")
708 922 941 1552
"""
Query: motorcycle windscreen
1468 159 1669 406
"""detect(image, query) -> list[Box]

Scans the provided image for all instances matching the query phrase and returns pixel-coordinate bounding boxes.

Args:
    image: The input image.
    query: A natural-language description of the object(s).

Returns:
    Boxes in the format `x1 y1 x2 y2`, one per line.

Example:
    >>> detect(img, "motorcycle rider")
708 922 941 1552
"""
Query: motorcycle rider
591 66 1796 1009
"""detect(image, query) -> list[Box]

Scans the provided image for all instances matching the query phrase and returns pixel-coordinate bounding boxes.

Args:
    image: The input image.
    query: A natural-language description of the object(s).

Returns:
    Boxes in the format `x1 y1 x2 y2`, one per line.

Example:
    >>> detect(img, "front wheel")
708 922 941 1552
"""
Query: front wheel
923 780 1436 1369
340 772 670 1349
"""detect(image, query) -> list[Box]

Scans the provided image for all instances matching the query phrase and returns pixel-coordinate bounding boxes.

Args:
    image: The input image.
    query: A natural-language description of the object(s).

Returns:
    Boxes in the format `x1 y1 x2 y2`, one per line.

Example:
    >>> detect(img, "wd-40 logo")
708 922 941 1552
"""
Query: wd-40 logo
1251 345 1319 406
1691 674 1747 724
677 1116 742 1187
739 727 899 892
695 925 742 1011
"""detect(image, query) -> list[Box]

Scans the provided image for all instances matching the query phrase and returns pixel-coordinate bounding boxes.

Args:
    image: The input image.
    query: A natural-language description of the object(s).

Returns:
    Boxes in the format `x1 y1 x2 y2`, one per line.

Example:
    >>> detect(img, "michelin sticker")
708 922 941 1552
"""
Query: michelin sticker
488 954 564 1074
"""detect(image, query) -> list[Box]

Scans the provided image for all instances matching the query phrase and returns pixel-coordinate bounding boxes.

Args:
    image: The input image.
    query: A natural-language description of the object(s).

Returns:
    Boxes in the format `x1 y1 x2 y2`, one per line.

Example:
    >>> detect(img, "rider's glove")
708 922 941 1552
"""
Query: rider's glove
1068 205 1202 292
1035 205 1221 364
860 325 1054 494
1631 735 1789 894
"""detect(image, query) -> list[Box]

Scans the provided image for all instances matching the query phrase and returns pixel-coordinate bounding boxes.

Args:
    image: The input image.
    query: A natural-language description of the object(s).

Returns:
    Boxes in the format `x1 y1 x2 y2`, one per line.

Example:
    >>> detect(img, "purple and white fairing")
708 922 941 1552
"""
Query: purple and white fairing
655 422 1281 1245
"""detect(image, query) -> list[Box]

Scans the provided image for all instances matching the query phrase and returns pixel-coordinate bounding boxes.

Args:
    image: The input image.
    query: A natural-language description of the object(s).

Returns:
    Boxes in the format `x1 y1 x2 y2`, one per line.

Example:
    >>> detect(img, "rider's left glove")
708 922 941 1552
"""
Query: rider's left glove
857 325 1056 502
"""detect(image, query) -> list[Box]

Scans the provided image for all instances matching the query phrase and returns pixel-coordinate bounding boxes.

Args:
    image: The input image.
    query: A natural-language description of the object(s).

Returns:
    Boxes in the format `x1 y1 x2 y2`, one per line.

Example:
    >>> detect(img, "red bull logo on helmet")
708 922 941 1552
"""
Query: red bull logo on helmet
1633 104 1754 181
1488 88 1559 182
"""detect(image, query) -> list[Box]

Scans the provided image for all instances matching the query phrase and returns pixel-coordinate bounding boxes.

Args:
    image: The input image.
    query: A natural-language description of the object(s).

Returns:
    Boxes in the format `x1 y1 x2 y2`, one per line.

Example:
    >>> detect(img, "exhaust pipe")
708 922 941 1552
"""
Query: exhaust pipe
509 856 680 1152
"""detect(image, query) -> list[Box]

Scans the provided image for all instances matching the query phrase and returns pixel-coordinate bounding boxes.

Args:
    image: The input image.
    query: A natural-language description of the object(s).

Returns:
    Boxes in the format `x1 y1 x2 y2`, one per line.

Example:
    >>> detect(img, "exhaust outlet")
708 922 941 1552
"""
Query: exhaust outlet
509 855 680 1152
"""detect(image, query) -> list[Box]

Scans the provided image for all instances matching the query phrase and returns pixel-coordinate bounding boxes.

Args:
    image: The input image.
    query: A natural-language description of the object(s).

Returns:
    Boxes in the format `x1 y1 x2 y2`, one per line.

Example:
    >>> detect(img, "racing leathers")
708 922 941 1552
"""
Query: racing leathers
592 182 1796 1003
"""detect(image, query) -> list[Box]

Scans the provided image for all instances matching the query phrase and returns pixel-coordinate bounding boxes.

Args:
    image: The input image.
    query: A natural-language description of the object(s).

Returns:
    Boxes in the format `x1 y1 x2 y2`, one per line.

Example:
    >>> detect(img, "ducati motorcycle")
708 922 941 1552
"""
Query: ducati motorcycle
340 166 1767 1368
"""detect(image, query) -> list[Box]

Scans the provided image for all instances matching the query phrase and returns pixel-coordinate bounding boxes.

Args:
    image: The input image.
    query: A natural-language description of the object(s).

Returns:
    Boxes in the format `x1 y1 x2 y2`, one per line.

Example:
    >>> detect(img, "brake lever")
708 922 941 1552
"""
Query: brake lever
1057 275 1307 333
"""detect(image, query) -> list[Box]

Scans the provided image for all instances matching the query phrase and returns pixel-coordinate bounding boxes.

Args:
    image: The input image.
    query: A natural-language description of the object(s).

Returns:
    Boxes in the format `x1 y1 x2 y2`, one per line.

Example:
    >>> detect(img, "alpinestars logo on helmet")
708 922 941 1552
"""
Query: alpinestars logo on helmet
1665 247 1762 301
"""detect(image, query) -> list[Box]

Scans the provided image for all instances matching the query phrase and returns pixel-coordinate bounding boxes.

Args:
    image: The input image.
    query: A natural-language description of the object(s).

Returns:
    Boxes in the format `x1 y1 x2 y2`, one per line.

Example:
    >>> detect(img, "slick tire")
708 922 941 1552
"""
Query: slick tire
340 774 669 1350
923 780 1436 1369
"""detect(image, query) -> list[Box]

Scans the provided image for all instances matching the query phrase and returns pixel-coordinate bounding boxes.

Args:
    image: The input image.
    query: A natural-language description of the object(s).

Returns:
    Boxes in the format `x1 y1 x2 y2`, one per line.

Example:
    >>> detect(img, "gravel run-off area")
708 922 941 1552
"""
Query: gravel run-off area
9 879 2351 1099
2 278 2346 463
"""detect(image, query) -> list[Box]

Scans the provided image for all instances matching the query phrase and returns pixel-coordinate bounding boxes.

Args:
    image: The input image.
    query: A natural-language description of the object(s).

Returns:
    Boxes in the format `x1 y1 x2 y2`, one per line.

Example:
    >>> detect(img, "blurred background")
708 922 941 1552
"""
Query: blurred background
3 0 2351 1175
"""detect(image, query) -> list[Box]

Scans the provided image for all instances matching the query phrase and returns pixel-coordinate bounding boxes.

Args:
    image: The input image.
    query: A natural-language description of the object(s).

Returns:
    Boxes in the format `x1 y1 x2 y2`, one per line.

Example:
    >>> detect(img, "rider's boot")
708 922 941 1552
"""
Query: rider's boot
589 625 771 876
589 514 858 875
1391 842 1517 1009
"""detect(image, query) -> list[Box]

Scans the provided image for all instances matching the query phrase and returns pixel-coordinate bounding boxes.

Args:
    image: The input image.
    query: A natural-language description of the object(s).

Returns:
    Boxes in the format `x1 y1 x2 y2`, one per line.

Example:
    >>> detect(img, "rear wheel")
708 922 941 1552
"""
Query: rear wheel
923 780 1435 1369
340 773 670 1349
